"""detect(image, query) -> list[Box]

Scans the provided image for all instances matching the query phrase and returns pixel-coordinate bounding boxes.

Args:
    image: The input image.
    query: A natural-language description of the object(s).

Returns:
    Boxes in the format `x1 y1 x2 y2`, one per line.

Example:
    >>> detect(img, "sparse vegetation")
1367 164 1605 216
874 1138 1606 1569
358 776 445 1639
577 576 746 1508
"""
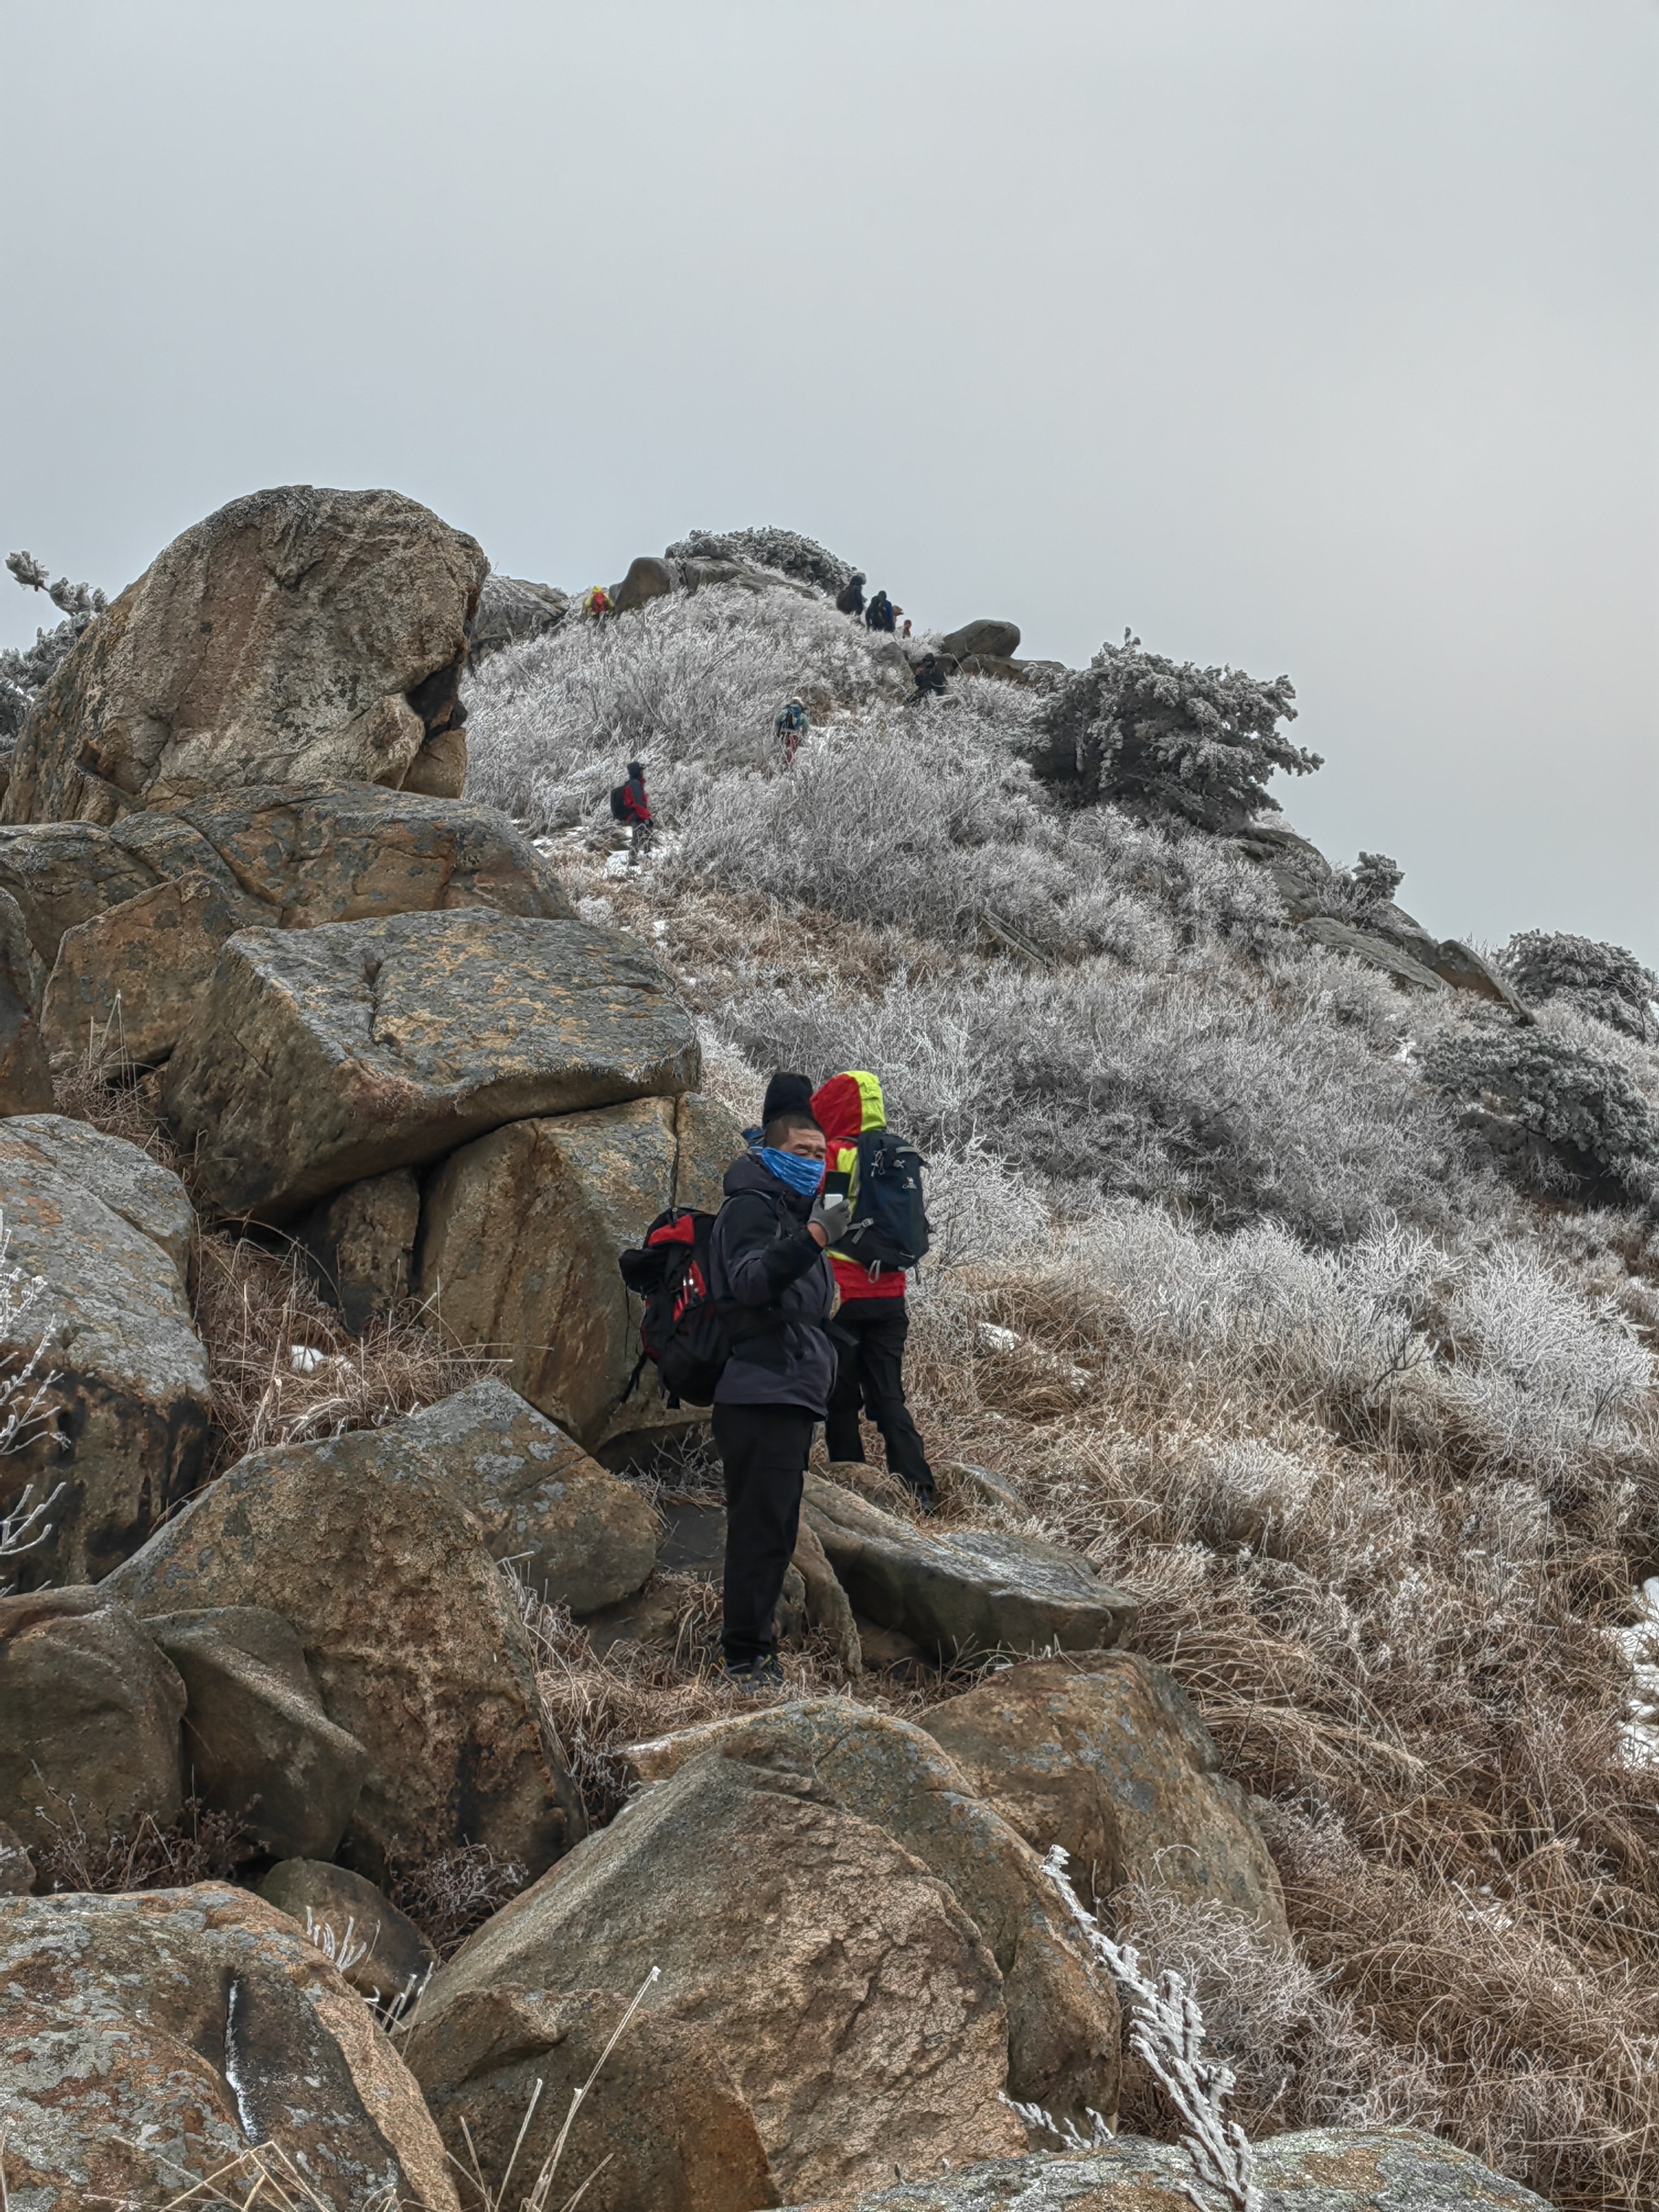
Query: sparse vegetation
1500 930 1659 1043
2 548 107 739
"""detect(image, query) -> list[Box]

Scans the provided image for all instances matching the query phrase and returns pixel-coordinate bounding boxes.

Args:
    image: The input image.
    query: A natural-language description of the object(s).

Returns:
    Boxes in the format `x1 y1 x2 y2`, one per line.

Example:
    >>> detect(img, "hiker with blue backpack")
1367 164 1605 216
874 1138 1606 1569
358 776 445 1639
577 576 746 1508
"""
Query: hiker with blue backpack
608 760 655 859
811 1069 935 1511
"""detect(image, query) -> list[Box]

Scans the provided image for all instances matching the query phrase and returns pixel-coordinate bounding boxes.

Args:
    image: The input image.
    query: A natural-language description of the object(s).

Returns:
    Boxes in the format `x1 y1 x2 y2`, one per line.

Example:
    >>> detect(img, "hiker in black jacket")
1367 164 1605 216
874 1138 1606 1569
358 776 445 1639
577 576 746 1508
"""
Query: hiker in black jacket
864 588 895 633
835 571 867 620
707 1076 849 1687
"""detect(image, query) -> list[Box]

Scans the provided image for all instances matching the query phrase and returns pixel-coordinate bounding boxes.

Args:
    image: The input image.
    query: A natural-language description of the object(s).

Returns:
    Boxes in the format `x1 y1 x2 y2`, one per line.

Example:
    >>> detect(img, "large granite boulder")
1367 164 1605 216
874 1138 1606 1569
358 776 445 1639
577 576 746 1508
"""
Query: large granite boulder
0 1586 186 1853
10 785 574 1065
624 1698 1120 2125
3 485 486 825
0 1884 458 2211
404 1984 777 2212
920 1654 1287 1933
779 2128 1554 2209
401 1380 658 1614
415 1090 738 1449
143 1606 369 1862
165 910 699 1223
105 1424 585 1881
469 570 570 662
260 1857 437 2011
40 868 246 1066
938 619 1021 663
612 554 677 613
0 885 50 1111
0 1115 210 1586
415 1751 1026 2201
801 1475 1136 1662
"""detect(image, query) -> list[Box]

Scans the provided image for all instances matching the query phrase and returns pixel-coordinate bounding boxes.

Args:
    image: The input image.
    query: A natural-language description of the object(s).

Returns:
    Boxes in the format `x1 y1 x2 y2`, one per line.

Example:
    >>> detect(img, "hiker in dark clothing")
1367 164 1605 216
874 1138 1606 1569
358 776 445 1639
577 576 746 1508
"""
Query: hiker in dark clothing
864 589 895 633
835 571 867 620
707 1080 849 1685
910 653 947 701
774 697 809 767
620 759 655 855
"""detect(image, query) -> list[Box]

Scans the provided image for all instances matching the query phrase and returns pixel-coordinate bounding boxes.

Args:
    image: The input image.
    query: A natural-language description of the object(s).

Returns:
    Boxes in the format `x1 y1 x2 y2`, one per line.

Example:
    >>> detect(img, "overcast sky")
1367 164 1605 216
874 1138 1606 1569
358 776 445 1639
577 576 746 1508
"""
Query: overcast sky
3 1 1654 960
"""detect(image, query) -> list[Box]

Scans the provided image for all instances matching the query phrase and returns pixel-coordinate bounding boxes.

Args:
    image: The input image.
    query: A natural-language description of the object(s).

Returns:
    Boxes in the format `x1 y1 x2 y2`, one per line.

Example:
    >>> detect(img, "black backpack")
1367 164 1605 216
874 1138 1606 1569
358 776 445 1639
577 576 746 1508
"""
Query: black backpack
609 784 630 822
617 1206 784 1407
841 1129 931 1274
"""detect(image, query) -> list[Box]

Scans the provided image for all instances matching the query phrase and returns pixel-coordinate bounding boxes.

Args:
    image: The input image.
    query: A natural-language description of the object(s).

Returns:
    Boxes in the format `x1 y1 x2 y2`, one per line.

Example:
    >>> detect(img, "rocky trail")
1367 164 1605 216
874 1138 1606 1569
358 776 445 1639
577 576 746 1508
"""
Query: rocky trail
1 486 1645 2210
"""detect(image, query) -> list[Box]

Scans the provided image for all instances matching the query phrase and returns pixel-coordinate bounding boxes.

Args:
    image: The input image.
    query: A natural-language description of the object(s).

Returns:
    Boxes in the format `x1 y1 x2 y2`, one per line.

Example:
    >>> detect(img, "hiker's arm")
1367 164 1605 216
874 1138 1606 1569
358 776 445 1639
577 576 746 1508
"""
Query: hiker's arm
721 1195 823 1305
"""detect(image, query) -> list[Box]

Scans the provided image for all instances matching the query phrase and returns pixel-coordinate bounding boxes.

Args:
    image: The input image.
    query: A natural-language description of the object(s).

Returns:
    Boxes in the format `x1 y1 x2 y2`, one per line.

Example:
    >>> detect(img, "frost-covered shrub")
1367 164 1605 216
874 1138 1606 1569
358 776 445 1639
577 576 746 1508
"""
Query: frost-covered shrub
1026 630 1319 829
1442 1245 1653 1486
1424 1016 1659 1203
664 524 857 596
462 582 906 827
1499 930 1658 1042
2 550 107 740
714 952 1461 1240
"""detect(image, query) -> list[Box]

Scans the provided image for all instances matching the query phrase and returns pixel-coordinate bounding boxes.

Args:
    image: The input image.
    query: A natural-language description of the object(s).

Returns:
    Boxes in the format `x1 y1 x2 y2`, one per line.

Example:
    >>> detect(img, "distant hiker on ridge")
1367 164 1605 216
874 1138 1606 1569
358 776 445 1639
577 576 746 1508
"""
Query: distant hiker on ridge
864 589 896 633
811 1068 935 1512
835 571 867 620
910 652 947 702
708 1070 849 1688
582 584 612 619
609 758 655 859
775 697 809 767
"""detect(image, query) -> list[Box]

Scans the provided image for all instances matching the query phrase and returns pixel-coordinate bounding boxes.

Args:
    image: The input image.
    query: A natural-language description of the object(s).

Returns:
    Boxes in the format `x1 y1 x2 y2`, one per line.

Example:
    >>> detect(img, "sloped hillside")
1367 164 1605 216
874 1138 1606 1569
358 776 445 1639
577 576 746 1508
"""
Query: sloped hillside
463 550 1659 2209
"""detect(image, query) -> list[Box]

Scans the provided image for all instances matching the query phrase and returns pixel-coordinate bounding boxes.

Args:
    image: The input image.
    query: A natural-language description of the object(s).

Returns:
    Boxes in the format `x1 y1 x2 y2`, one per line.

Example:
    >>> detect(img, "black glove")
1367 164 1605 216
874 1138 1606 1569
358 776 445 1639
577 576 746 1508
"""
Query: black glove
810 1193 853 1248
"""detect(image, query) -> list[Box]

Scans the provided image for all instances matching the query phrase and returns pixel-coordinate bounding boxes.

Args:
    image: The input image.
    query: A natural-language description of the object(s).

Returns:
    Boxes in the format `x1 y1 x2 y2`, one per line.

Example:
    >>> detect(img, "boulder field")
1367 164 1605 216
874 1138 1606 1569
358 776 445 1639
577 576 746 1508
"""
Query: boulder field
0 487 1555 2212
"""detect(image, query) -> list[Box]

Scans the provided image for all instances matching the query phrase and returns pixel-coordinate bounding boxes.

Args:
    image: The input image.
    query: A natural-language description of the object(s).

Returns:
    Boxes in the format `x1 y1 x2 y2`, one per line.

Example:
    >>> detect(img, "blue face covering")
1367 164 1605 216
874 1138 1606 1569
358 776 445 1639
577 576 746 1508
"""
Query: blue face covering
759 1145 824 1198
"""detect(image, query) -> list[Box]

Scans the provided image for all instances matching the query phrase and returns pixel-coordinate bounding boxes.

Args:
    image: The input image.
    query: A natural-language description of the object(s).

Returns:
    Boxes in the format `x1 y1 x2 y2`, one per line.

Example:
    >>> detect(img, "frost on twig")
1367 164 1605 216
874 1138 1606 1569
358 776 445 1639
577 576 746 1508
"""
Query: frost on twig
1040 1844 1261 2212
0 1210 63 1580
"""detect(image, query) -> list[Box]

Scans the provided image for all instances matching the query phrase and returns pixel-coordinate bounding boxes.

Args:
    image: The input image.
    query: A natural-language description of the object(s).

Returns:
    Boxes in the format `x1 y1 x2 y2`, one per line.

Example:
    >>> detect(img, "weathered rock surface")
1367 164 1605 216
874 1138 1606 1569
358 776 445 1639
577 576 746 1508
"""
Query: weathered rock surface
416 1089 737 1448
801 1475 1137 1662
792 1513 863 1674
921 1655 1287 1933
624 1699 1120 2125
299 1167 421 1330
404 1984 778 2212
612 554 677 613
260 1858 437 2010
417 1751 1026 2201
0 1114 209 1586
3 484 486 825
0 1884 458 2211
780 2127 1554 2209
402 1379 658 1614
0 1586 186 1852
1430 936 1531 1015
0 821 163 968
106 1424 584 1880
469 570 570 661
166 909 699 1222
938 619 1022 663
144 1606 369 1861
41 869 246 1065
0 885 50 1111
1297 916 1448 992
13 780 568 938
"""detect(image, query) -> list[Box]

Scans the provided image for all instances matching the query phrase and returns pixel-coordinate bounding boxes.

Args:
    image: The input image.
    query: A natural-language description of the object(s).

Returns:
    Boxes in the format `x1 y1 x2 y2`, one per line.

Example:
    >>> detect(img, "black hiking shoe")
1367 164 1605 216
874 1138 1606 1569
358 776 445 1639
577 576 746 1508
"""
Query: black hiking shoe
721 1655 785 1692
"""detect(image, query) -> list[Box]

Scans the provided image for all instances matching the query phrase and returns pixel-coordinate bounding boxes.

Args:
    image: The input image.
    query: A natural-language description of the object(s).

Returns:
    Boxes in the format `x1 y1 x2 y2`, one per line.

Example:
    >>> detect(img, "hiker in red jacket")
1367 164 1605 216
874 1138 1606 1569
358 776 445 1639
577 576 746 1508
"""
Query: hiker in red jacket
619 760 655 857
810 1069 935 1510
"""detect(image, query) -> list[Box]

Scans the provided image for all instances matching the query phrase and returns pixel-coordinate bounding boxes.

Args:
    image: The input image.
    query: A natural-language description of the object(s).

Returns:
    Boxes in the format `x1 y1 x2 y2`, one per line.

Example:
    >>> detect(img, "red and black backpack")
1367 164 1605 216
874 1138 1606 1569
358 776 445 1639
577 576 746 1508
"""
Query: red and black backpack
618 1204 785 1407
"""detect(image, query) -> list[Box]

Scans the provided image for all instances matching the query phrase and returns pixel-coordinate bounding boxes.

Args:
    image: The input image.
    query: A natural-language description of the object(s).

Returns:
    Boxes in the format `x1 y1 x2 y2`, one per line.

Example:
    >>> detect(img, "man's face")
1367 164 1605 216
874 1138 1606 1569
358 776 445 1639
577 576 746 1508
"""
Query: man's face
777 1124 826 1163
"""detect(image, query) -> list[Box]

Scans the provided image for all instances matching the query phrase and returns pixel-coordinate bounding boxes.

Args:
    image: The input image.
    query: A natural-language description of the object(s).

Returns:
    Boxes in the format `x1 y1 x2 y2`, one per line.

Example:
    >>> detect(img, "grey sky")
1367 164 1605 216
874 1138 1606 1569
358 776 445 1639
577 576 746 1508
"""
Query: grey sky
4 1 1654 961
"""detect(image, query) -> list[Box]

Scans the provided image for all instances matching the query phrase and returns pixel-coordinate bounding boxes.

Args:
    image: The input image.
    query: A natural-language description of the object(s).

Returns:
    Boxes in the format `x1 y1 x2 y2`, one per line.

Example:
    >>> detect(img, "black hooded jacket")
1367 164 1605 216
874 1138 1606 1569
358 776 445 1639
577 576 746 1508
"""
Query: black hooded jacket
708 1154 837 1414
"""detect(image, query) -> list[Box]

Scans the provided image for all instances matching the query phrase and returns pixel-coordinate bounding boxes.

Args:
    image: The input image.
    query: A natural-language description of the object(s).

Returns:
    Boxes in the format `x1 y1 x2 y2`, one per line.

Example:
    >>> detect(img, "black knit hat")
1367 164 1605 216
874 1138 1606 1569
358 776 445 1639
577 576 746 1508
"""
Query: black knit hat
760 1070 815 1124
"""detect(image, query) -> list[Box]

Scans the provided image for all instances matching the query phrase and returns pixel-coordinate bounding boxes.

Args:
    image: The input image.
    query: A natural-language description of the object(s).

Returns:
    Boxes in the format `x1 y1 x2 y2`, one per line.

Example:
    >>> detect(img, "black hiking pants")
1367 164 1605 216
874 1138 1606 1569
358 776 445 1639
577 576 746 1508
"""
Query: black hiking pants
825 1298 934 1498
713 1401 815 1668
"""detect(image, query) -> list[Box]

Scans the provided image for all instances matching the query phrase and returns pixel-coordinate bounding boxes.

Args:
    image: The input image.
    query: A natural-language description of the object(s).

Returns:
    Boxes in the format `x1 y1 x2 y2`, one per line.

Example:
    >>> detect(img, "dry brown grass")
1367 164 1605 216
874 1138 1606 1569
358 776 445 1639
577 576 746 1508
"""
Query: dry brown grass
190 1233 499 1480
880 1245 1659 2209
31 1792 255 1893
